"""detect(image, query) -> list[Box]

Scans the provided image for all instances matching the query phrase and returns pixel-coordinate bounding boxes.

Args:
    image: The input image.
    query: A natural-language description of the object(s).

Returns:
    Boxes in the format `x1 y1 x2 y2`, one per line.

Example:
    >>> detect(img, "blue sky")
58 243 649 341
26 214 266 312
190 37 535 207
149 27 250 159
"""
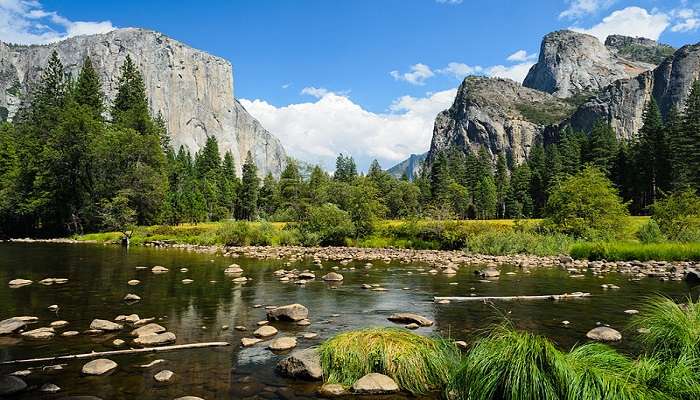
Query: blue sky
1 0 700 170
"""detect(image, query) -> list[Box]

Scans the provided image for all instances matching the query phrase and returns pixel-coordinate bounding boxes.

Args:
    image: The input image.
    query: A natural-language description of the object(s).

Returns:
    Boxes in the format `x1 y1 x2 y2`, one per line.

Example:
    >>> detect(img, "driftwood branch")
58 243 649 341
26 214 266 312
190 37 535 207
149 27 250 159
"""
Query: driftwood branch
0 341 230 366
435 292 591 302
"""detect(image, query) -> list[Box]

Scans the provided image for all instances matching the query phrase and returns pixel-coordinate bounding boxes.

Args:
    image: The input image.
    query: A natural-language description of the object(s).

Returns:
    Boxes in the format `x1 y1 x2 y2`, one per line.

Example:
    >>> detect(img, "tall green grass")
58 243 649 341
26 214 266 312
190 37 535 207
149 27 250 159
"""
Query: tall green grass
318 328 461 395
570 241 700 261
631 296 700 360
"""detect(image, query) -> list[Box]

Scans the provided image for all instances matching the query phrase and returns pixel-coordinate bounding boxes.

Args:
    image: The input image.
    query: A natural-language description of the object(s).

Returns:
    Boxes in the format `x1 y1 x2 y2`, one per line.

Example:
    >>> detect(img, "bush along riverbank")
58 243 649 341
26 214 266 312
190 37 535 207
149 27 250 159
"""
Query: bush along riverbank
277 296 700 399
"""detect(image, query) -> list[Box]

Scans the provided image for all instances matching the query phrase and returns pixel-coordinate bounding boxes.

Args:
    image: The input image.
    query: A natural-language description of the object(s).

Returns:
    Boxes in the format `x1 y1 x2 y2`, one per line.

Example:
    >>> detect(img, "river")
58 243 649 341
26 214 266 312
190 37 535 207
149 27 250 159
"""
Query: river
0 242 696 399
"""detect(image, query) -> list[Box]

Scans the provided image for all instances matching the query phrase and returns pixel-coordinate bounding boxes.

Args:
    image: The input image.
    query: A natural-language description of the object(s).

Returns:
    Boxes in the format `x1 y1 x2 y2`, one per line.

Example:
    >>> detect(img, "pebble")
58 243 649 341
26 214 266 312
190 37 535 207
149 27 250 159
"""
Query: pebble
154 370 174 383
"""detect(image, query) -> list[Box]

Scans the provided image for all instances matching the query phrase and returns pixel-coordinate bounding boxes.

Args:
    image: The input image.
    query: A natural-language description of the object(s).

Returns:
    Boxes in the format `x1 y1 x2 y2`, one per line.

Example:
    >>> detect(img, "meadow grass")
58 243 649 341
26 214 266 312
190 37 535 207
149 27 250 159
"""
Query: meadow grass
570 241 700 261
318 327 461 395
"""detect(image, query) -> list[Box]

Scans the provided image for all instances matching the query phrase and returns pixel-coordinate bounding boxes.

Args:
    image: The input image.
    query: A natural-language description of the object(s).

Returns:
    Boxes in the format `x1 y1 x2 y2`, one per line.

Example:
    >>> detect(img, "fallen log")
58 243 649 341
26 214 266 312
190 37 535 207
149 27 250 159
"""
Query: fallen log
0 341 230 366
434 292 591 302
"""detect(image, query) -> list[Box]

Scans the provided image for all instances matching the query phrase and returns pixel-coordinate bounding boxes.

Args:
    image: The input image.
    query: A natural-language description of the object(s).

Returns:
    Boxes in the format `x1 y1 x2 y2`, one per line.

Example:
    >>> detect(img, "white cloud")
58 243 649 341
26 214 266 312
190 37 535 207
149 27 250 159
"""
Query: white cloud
0 0 114 44
281 83 291 89
670 8 700 32
506 49 537 62
240 88 457 170
486 62 536 83
390 63 435 85
570 6 670 41
559 0 616 20
300 86 330 98
436 62 483 79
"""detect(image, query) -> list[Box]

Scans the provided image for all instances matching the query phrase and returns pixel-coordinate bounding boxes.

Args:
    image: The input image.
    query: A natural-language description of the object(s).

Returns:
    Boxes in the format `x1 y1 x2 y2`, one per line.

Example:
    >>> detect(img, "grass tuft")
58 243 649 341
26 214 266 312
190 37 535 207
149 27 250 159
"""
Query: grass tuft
318 327 460 395
630 296 700 360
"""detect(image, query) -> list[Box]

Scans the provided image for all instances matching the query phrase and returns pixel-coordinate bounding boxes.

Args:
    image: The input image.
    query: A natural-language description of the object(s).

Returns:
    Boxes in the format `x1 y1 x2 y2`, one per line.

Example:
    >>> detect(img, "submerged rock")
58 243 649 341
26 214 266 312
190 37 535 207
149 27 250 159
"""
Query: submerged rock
21 327 55 340
352 373 399 394
131 323 166 337
276 347 322 380
586 326 622 342
134 332 176 346
0 318 29 335
82 359 117 375
241 337 262 347
319 383 346 397
267 304 309 322
322 272 343 282
387 313 434 327
254 325 278 338
90 319 122 332
0 375 27 395
268 337 297 351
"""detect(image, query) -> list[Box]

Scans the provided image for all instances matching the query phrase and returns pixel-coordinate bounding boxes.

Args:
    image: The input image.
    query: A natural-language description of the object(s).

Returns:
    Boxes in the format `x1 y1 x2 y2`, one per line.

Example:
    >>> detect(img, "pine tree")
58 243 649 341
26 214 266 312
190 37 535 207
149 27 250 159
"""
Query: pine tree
585 120 618 175
307 165 329 206
679 80 700 190
474 175 497 219
258 173 279 216
495 154 509 218
636 98 669 206
559 127 585 176
112 55 152 134
665 106 687 190
196 136 221 178
429 152 451 204
279 159 303 216
528 144 547 216
219 151 238 218
238 152 259 220
506 163 533 218
74 56 103 119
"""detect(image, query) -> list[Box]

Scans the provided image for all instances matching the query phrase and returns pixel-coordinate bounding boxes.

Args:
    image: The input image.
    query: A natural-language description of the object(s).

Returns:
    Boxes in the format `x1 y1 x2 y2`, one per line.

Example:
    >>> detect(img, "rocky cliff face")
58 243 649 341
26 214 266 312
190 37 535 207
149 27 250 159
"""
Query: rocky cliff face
571 43 700 138
605 35 675 65
0 28 286 177
387 152 426 180
428 77 572 165
523 30 655 98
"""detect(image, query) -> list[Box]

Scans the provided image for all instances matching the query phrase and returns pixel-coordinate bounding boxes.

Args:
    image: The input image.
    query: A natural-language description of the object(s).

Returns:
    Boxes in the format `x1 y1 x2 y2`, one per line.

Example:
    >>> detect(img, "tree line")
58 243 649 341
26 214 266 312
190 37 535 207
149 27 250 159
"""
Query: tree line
0 51 698 238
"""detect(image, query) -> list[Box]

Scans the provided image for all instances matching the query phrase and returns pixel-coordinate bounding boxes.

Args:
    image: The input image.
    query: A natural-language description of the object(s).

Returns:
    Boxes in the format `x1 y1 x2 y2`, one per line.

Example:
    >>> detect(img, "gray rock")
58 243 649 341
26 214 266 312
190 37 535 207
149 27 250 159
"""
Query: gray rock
40 383 61 393
241 337 262 347
90 319 123 332
154 370 174 383
479 267 500 278
685 268 700 283
267 304 309 322
352 373 399 394
0 28 287 177
131 323 166 337
586 326 622 342
0 375 27 395
322 272 344 281
8 279 32 288
134 332 176 346
276 348 323 380
319 383 346 397
254 325 278 338
21 327 55 340
0 317 28 335
268 337 297 351
387 313 434 327
82 359 117 375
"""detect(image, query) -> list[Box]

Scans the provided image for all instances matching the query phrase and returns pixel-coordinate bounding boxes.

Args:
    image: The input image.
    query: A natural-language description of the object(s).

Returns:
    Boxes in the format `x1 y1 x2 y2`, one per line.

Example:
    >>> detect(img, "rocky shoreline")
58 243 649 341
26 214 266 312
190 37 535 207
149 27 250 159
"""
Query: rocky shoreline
7 238 699 281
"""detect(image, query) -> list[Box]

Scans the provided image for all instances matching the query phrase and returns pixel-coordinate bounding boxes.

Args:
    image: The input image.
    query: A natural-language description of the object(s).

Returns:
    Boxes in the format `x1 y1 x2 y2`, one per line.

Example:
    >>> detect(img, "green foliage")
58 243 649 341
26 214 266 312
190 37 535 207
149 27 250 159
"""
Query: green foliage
515 101 574 126
238 152 259 221
333 153 357 183
545 167 629 240
585 120 618 175
631 296 700 361
651 189 700 241
215 220 274 246
299 203 355 246
319 328 461 395
636 219 666 243
98 192 136 238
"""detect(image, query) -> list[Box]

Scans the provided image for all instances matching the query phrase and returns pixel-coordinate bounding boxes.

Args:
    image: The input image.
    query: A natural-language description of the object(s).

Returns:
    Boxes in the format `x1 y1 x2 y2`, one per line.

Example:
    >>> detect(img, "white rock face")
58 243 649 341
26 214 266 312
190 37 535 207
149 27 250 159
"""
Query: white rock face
0 28 286 177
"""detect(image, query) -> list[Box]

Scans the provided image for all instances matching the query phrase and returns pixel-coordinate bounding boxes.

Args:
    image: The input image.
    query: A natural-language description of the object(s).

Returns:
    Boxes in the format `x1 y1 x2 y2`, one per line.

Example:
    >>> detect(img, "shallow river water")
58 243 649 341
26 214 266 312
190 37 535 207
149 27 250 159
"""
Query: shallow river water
0 242 697 399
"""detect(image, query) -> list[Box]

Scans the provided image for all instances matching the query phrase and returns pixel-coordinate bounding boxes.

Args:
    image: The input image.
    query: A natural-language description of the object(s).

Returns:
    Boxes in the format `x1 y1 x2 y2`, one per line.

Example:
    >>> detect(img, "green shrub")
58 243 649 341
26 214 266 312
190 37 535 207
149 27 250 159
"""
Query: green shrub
319 328 461 395
299 204 355 246
216 221 254 246
637 220 666 243
466 230 574 256
277 227 301 246
651 190 700 242
544 167 629 240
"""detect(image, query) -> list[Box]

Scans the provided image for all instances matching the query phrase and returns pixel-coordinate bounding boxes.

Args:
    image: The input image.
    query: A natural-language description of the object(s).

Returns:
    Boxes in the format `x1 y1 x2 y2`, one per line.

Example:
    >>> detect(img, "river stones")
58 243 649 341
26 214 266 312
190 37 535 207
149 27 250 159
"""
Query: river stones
21 327 55 340
154 370 174 383
352 373 399 394
40 383 61 393
268 337 297 351
224 264 244 274
124 293 141 302
8 279 32 288
61 331 79 337
276 347 322 380
181 279 194 284
319 383 346 397
131 323 166 337
82 359 117 375
151 266 169 273
90 319 122 332
586 327 622 342
267 304 309 322
127 280 140 286
0 375 27 395
241 338 262 347
0 318 29 335
387 313 434 327
478 268 500 278
113 339 125 347
322 272 343 282
134 332 176 346
50 320 69 328
254 325 278 338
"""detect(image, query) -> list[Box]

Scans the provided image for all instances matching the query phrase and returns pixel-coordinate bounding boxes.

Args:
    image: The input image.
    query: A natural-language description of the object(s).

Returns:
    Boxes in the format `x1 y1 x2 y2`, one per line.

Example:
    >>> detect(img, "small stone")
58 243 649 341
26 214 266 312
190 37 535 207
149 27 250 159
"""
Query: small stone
454 340 468 349
48 304 59 312
387 313 433 327
234 326 247 331
352 373 399 394
586 327 622 342
302 332 318 339
40 383 60 393
269 336 297 351
8 279 32 288
154 370 174 383
127 280 140 286
124 293 141 302
21 327 55 340
50 320 69 328
181 279 194 284
322 272 344 281
296 319 311 326
61 330 79 337
319 383 346 397
562 320 571 325
276 348 322 380
90 319 123 332
151 266 169 273
0 318 29 335
405 323 419 330
134 332 176 346
232 277 248 283
254 325 278 338
241 337 262 347
131 323 166 337
138 359 165 368
257 320 269 326
624 309 639 315
82 359 117 375
267 304 309 322
112 339 125 346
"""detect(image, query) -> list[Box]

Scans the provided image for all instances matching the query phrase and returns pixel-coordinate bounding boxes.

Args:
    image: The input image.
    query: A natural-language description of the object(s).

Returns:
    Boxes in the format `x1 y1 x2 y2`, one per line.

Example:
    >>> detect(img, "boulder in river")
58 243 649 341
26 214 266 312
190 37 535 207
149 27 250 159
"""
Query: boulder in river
134 332 176 346
322 272 343 282
276 347 322 380
254 325 278 338
241 337 262 347
21 327 55 340
267 304 309 322
0 375 27 395
586 326 622 342
82 359 117 376
478 268 500 278
352 373 399 394
90 319 122 332
0 318 29 335
268 336 297 351
131 323 166 337
387 313 434 327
